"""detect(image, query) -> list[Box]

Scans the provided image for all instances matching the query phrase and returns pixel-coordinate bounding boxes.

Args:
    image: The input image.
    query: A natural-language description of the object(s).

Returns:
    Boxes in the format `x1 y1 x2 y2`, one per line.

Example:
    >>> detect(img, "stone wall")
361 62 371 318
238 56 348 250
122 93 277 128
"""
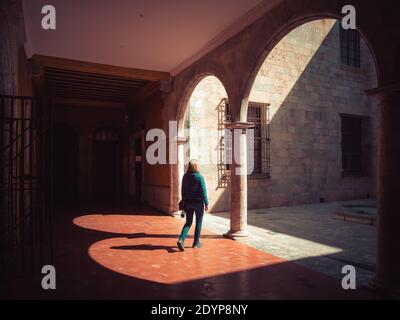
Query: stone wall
247 19 378 209
184 19 378 212
139 91 174 212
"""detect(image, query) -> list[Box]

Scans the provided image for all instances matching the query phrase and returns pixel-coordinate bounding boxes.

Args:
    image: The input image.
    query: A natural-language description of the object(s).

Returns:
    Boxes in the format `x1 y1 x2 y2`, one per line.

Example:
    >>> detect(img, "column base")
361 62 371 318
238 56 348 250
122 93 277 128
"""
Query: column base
169 211 182 217
223 229 250 240
368 277 400 299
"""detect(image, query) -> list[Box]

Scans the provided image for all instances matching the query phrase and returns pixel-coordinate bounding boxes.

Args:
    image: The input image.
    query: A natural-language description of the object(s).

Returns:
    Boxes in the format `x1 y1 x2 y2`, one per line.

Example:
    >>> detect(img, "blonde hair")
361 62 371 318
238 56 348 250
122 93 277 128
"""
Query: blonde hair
187 159 199 173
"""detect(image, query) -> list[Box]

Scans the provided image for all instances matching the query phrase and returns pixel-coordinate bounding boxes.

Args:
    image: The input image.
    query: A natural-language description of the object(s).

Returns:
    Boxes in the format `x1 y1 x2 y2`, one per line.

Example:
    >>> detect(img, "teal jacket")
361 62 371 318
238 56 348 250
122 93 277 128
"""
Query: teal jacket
181 171 209 206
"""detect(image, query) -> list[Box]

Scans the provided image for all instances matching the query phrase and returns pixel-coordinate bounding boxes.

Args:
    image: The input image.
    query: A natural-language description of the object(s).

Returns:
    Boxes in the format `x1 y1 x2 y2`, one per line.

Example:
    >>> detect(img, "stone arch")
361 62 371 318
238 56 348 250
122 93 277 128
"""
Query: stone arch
90 123 125 142
240 14 380 121
176 71 232 136
241 17 379 210
174 74 231 212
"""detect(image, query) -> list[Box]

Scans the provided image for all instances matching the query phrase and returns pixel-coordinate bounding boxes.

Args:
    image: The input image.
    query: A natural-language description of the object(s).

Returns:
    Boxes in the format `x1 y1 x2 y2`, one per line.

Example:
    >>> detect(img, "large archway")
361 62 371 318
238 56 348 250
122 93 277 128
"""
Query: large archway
223 18 379 286
177 75 231 212
244 18 378 209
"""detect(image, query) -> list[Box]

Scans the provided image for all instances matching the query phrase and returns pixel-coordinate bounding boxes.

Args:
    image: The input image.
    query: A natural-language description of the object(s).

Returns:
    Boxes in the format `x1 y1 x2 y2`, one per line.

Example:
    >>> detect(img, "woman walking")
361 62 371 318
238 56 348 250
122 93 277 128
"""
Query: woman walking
177 159 208 251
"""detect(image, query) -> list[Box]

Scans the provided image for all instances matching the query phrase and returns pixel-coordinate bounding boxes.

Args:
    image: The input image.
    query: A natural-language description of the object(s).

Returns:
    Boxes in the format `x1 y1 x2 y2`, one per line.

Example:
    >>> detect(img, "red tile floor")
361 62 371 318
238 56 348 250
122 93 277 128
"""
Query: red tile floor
6 202 373 299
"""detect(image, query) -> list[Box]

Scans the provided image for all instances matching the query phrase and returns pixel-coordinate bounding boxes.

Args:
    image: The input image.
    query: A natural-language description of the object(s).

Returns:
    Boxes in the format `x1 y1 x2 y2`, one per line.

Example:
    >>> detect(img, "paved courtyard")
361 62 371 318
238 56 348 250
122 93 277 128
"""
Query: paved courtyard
5 200 376 299
204 199 377 286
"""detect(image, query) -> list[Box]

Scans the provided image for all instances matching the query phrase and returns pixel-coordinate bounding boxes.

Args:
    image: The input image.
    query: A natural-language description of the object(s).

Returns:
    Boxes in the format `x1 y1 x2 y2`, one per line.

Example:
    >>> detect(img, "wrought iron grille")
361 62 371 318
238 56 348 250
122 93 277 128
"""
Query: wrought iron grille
247 101 270 178
0 95 54 284
217 98 231 188
340 27 361 68
341 113 370 176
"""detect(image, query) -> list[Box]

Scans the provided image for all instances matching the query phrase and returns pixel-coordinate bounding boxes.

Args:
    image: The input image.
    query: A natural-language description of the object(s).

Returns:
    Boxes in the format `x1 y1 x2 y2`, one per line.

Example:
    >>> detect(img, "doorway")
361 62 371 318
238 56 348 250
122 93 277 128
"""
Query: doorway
52 124 79 204
93 128 121 197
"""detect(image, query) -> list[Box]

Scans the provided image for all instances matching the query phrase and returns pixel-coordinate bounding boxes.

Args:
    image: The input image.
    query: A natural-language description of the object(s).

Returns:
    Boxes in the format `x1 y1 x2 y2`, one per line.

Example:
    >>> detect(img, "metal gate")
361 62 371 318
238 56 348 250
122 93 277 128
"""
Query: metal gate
0 95 54 283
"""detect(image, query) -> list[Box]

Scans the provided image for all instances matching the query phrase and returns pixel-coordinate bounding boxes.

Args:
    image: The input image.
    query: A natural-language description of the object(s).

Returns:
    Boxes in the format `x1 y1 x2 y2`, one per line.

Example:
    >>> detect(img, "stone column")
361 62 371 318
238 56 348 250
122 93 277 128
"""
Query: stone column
170 136 188 216
224 122 253 239
370 89 400 297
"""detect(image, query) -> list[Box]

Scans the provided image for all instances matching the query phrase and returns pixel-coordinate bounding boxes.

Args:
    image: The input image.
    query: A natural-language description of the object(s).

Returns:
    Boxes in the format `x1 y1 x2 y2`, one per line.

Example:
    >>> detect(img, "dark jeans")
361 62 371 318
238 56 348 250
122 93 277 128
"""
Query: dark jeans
179 203 204 244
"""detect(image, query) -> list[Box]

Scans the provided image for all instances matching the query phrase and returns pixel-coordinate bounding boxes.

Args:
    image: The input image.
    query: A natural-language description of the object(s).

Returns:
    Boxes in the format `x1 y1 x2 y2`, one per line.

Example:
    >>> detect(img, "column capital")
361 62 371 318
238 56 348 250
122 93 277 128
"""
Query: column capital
366 82 400 96
176 136 188 145
160 79 173 93
225 121 254 130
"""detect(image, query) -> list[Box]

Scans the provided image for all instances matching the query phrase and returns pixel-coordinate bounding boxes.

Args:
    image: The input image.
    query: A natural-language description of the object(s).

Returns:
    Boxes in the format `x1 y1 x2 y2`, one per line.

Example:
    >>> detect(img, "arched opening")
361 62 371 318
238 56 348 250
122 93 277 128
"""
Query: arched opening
232 18 380 285
51 123 79 205
92 128 122 198
245 18 378 208
179 75 230 212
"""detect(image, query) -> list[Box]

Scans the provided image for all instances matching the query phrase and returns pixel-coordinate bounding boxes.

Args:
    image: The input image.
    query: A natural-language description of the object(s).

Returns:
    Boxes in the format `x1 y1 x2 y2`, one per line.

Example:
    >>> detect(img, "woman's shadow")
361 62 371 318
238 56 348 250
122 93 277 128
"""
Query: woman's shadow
110 232 223 253
110 244 179 253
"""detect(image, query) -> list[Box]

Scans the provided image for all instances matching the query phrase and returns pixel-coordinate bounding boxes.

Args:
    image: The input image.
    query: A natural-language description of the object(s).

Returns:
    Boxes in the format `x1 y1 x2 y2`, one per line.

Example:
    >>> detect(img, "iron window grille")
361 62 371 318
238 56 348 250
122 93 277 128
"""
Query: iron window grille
221 100 271 178
340 27 361 68
223 99 232 171
341 114 370 176
247 102 271 179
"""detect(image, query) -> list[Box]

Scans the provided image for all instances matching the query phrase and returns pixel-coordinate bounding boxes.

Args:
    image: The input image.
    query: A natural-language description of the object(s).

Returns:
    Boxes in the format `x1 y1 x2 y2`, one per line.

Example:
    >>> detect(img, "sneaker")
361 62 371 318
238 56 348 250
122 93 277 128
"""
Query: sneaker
177 240 185 251
192 242 202 248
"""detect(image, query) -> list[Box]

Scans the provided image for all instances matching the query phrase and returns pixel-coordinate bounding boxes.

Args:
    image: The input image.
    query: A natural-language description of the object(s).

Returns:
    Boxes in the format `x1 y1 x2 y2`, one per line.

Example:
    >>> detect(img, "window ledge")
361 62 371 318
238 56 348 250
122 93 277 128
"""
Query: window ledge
341 171 370 178
248 173 271 180
340 64 366 75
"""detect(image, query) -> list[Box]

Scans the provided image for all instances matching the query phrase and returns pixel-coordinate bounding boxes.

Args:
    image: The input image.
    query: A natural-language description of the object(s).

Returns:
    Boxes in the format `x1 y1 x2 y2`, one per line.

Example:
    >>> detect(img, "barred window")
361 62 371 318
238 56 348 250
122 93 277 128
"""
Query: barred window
340 28 361 68
224 100 232 170
222 101 270 177
94 128 119 142
224 100 232 123
341 114 370 175
247 102 270 178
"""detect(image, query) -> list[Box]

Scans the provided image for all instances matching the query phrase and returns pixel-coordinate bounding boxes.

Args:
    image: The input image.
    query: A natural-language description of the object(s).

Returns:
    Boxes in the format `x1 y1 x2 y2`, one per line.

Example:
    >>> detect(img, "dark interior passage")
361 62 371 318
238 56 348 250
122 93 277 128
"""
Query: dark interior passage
93 128 121 197
52 124 79 204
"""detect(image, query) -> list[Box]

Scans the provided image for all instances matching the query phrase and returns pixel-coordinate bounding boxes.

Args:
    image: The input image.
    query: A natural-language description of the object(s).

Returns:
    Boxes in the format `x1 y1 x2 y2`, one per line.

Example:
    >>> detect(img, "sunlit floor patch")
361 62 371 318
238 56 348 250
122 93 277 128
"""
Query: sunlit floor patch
75 214 284 284
7 204 373 299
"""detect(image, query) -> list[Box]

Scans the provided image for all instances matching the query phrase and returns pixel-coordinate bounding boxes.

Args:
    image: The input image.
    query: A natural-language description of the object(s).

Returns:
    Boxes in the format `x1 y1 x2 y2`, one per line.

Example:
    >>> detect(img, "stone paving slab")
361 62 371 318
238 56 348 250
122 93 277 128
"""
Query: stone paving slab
204 199 376 287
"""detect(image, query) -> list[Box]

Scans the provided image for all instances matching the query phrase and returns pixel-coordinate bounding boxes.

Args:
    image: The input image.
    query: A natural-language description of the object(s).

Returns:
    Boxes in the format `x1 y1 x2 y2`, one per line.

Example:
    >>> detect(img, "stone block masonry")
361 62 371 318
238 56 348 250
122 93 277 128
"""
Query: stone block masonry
186 19 378 212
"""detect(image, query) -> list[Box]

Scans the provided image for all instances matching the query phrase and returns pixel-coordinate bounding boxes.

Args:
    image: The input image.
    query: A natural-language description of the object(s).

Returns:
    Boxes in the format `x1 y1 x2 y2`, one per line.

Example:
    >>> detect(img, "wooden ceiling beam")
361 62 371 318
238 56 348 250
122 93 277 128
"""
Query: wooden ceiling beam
46 82 139 95
48 89 130 100
45 75 146 90
32 54 170 82
51 94 126 104
45 68 149 86
52 97 128 109
130 81 161 104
